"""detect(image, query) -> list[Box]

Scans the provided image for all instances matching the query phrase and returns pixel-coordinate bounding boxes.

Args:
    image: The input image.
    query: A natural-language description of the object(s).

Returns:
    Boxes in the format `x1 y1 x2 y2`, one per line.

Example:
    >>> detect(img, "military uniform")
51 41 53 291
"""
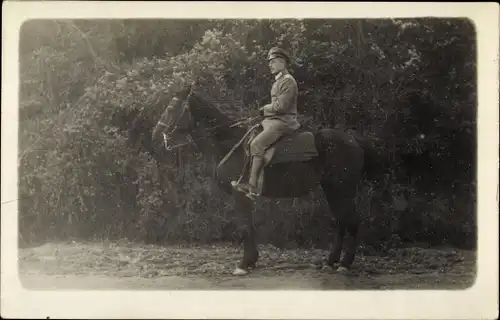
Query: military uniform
234 47 300 200
250 70 301 157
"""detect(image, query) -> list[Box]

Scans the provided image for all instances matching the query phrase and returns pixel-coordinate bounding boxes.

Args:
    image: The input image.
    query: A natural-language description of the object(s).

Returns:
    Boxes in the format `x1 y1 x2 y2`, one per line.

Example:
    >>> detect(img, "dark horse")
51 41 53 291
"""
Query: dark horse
152 85 370 276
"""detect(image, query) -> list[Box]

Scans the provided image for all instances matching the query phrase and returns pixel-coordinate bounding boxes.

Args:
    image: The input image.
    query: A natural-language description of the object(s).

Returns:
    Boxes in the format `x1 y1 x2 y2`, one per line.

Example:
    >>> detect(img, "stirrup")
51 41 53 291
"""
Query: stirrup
232 181 251 193
232 181 259 199
245 190 260 200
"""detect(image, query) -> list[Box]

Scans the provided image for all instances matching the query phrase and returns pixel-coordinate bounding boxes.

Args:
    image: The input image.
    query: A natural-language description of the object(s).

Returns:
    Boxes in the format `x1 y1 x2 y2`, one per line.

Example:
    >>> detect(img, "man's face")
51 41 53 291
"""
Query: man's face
268 57 286 75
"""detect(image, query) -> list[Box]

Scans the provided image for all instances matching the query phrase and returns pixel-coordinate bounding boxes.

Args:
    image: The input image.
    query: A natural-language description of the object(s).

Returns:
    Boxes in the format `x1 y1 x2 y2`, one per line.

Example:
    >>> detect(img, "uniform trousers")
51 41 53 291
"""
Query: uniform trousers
250 118 296 158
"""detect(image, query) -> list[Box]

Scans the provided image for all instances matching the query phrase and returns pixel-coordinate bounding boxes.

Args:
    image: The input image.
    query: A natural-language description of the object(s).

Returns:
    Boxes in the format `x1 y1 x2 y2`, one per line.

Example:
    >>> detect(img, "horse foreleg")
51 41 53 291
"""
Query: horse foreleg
232 190 259 276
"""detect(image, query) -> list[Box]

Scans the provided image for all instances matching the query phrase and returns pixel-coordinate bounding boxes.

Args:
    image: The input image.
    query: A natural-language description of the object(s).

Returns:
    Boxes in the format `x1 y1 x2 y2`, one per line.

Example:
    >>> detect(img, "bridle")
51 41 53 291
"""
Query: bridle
155 97 193 151
156 96 259 151
156 122 194 151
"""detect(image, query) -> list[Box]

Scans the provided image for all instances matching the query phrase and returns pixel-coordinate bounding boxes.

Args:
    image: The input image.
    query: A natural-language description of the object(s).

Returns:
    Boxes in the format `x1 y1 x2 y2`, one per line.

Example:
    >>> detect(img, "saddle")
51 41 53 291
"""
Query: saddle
219 124 319 194
246 126 319 165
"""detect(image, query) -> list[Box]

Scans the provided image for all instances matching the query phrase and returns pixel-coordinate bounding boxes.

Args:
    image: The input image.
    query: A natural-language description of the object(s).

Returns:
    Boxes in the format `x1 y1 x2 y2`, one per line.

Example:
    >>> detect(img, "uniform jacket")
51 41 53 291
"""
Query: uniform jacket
262 71 301 131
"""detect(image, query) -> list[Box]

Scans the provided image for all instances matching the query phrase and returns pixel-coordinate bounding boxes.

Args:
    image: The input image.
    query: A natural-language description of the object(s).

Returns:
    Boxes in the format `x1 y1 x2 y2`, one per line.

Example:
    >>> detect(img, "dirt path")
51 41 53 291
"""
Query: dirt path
18 241 476 290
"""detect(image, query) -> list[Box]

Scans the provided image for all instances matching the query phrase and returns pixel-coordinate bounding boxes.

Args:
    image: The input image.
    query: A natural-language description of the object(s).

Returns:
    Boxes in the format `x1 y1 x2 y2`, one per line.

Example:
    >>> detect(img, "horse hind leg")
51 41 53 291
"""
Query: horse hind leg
321 180 360 272
340 216 360 270
327 219 345 267
334 198 360 272
320 181 346 270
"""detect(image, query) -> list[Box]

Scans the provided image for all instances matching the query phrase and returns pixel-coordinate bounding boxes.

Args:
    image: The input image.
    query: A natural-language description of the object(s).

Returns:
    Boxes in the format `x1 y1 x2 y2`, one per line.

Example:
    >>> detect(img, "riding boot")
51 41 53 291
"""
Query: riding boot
233 156 265 200
246 156 264 199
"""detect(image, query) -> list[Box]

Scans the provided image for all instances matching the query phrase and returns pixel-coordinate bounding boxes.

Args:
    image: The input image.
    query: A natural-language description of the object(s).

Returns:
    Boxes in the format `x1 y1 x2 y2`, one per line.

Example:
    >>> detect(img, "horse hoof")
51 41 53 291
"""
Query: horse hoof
232 267 249 276
337 266 349 273
320 264 334 273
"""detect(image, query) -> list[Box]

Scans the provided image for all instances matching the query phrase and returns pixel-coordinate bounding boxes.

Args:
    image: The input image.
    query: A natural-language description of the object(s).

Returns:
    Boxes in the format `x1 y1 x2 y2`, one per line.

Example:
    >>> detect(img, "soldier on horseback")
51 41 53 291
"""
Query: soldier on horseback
233 47 301 200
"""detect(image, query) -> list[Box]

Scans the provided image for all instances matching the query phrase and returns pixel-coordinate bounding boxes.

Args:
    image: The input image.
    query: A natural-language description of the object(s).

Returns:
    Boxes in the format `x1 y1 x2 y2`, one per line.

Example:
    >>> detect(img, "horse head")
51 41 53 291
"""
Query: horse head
152 81 252 156
152 84 195 151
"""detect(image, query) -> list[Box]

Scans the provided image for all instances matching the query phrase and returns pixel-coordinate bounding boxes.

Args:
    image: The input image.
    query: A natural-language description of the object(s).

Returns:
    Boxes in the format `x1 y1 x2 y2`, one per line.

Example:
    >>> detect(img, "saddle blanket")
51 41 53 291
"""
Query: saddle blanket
253 130 320 197
261 131 319 165
220 125 320 196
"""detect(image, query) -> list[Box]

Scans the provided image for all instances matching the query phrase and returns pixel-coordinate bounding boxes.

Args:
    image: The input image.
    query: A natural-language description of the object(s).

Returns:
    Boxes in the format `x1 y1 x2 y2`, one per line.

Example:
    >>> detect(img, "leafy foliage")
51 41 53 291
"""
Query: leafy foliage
18 19 476 250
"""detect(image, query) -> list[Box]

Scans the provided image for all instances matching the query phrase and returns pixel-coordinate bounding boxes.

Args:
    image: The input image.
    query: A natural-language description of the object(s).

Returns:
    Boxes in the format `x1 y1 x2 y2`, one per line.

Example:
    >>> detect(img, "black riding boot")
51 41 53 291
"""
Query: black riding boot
233 156 265 200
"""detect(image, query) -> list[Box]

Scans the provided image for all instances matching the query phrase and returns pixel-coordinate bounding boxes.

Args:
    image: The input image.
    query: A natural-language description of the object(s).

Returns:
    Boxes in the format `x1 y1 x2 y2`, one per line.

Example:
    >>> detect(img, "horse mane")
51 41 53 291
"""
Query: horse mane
188 92 247 143
188 92 234 128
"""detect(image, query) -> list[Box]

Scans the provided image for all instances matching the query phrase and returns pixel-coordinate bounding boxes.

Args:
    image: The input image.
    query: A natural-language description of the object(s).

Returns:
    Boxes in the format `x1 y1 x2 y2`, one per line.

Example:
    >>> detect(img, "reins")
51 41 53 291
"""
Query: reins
161 115 260 151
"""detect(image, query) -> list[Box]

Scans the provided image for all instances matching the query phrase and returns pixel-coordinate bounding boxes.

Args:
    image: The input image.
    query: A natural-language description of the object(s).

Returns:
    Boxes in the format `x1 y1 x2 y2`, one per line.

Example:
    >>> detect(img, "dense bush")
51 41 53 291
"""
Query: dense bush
18 19 476 250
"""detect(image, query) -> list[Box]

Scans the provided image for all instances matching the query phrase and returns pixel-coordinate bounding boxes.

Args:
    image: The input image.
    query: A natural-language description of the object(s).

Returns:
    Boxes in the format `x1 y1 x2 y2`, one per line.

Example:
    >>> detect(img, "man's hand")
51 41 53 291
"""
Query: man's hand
259 104 271 111
258 104 270 116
